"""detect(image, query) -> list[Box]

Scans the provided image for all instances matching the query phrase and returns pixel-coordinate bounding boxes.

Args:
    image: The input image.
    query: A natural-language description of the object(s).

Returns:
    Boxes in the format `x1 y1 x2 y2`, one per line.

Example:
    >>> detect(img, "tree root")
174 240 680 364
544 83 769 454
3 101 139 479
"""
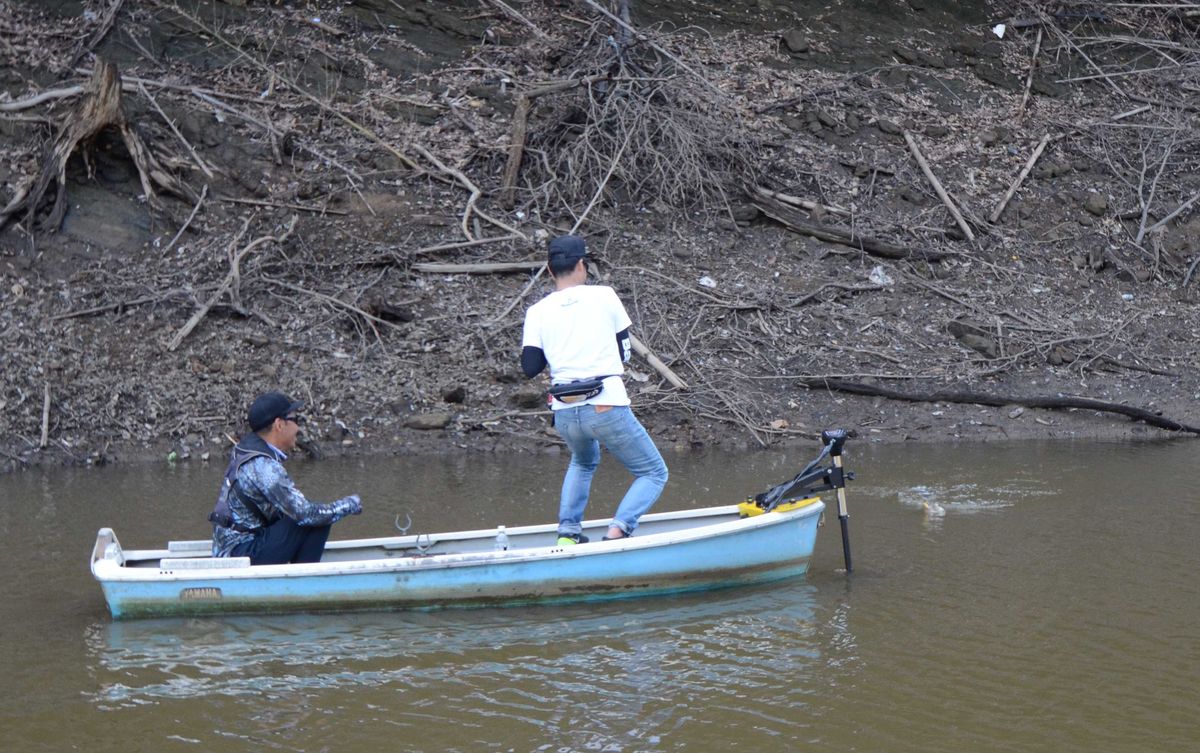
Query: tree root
0 60 192 239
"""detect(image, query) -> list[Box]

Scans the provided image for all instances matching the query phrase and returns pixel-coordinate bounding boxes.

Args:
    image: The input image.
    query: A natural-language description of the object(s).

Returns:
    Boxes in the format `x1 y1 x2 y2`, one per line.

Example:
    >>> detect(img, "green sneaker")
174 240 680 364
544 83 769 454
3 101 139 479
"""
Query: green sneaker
556 533 589 546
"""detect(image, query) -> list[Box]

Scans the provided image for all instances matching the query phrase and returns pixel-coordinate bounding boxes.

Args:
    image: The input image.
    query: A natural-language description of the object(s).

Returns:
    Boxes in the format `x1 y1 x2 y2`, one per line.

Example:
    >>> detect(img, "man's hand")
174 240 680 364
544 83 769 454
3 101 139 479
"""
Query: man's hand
347 494 363 515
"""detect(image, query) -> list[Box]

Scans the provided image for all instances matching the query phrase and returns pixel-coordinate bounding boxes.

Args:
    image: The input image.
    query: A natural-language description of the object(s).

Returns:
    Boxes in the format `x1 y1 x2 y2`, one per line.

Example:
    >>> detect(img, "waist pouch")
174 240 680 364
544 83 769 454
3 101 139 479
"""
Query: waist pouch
549 377 611 404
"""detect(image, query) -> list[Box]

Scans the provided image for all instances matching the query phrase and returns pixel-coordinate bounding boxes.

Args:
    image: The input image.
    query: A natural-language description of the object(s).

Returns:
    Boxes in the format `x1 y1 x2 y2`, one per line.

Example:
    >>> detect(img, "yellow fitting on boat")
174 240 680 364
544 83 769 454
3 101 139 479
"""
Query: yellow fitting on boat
738 497 821 517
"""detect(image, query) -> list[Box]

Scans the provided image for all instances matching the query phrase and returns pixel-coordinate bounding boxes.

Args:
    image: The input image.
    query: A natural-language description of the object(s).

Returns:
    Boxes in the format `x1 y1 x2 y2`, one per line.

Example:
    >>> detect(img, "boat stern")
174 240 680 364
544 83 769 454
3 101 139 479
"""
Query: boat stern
91 528 124 572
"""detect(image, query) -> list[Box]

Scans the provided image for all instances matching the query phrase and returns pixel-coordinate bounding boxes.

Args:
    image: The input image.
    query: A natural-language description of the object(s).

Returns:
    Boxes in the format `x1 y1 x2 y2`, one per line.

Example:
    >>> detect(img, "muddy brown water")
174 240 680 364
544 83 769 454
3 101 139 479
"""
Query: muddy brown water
2 439 1198 752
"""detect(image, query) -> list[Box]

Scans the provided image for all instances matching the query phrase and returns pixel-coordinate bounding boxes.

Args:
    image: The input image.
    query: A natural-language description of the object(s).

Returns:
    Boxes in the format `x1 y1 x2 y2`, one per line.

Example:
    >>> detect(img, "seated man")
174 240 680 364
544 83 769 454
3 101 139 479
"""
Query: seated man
209 391 362 564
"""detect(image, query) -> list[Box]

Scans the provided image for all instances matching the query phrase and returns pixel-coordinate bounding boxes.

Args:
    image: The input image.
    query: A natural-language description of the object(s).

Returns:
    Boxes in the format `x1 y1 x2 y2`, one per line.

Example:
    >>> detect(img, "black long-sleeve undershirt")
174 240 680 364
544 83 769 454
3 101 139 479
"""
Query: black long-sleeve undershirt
521 345 547 378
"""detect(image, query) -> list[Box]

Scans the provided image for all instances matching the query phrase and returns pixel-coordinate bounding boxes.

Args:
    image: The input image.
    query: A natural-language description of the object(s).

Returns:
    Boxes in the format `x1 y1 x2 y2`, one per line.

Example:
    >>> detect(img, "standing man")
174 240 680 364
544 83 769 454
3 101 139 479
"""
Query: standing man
521 235 668 545
210 390 362 564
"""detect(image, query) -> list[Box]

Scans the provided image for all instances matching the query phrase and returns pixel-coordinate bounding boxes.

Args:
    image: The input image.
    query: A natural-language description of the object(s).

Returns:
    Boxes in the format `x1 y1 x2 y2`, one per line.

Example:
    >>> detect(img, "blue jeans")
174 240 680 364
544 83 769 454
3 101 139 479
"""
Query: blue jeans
553 405 668 536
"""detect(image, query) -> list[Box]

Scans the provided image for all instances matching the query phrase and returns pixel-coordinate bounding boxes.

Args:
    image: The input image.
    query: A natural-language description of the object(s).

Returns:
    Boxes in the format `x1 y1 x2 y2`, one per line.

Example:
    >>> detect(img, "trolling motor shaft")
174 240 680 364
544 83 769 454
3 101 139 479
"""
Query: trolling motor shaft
825 430 853 573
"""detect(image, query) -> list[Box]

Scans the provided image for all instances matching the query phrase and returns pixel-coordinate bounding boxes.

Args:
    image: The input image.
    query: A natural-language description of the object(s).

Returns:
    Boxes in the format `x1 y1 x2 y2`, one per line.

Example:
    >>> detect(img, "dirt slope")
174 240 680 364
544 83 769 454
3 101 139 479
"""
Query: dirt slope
2 0 1199 473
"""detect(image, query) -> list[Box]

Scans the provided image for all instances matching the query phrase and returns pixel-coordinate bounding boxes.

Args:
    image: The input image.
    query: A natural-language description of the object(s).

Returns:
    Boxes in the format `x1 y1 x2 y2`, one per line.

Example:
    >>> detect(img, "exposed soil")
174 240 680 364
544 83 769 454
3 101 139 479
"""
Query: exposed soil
2 0 1200 474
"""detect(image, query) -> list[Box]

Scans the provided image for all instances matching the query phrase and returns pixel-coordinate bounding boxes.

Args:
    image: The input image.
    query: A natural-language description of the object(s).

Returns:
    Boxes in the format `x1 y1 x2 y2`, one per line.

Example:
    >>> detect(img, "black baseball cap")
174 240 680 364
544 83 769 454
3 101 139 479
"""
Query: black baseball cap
548 235 587 265
248 391 304 431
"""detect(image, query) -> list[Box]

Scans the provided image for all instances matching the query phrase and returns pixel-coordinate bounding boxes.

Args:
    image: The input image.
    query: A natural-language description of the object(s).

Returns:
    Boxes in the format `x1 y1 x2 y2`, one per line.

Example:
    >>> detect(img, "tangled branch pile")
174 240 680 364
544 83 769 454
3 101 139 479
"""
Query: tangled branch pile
491 13 760 218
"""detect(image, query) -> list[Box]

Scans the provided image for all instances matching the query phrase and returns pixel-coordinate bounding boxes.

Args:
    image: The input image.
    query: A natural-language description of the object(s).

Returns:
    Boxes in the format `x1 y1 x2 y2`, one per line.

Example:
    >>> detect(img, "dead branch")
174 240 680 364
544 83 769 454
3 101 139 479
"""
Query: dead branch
500 94 530 210
615 265 758 308
629 334 688 390
828 344 904 364
486 0 549 39
410 142 527 242
414 235 523 256
186 88 362 183
500 75 609 209
1042 13 1127 97
1185 256 1200 288
577 0 723 96
686 370 768 446
488 265 546 326
1134 132 1176 245
572 122 634 232
788 283 886 308
40 382 51 449
903 131 975 242
162 183 208 255
1129 93 1200 113
263 278 405 336
0 84 85 112
166 215 297 351
1144 189 1200 236
510 25 756 219
990 134 1051 223
216 195 349 216
0 66 123 233
413 261 543 274
51 284 219 320
136 80 215 179
1017 27 1043 120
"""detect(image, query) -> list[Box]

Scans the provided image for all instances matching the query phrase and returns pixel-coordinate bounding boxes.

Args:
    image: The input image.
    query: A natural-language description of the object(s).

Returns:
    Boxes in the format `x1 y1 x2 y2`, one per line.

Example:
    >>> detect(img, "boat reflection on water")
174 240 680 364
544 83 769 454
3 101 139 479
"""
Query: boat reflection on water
87 582 854 709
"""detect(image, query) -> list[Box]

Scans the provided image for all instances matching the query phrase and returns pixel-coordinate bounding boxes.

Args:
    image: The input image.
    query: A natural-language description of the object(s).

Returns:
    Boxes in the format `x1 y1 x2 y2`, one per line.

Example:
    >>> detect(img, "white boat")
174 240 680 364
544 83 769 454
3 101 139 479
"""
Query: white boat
91 432 853 620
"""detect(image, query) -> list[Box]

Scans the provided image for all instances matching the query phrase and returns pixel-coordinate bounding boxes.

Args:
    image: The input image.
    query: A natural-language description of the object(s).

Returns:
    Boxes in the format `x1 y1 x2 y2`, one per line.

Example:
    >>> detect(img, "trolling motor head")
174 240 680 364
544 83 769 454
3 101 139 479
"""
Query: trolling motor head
744 429 853 514
821 429 847 457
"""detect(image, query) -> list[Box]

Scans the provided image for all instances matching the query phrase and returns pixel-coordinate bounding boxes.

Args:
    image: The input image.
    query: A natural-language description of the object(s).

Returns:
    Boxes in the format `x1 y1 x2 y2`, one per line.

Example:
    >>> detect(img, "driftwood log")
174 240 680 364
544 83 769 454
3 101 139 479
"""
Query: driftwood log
0 60 192 238
752 193 952 262
799 378 1200 435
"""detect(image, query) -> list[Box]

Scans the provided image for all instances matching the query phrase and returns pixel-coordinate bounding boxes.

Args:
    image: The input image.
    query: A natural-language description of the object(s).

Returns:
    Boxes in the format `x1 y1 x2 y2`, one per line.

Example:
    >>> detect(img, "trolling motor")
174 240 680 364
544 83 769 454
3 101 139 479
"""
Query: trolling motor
738 429 855 573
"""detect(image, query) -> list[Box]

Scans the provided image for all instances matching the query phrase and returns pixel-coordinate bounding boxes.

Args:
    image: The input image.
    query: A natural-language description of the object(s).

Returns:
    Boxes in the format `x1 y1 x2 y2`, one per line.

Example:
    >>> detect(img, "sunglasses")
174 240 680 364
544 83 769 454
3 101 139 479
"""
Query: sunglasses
283 414 305 425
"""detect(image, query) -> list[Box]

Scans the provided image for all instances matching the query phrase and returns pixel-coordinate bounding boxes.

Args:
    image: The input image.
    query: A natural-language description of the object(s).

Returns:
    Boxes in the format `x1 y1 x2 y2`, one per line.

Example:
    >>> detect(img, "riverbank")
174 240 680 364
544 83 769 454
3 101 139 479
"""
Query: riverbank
3 367 1192 474
2 0 1199 474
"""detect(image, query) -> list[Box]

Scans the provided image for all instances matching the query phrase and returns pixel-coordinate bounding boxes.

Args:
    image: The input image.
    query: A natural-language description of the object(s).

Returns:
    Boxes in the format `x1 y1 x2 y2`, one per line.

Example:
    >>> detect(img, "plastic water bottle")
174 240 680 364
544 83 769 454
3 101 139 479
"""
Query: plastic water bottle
494 525 509 551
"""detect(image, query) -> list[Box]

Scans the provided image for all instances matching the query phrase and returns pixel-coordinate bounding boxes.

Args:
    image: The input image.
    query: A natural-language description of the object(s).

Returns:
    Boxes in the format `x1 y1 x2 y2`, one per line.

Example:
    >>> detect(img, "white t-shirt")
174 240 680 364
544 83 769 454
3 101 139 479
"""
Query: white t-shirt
522 284 632 409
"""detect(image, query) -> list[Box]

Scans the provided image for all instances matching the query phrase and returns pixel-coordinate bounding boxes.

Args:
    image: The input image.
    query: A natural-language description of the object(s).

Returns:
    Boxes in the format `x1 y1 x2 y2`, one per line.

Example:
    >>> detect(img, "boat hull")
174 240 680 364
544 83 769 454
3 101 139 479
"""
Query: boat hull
92 502 824 619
